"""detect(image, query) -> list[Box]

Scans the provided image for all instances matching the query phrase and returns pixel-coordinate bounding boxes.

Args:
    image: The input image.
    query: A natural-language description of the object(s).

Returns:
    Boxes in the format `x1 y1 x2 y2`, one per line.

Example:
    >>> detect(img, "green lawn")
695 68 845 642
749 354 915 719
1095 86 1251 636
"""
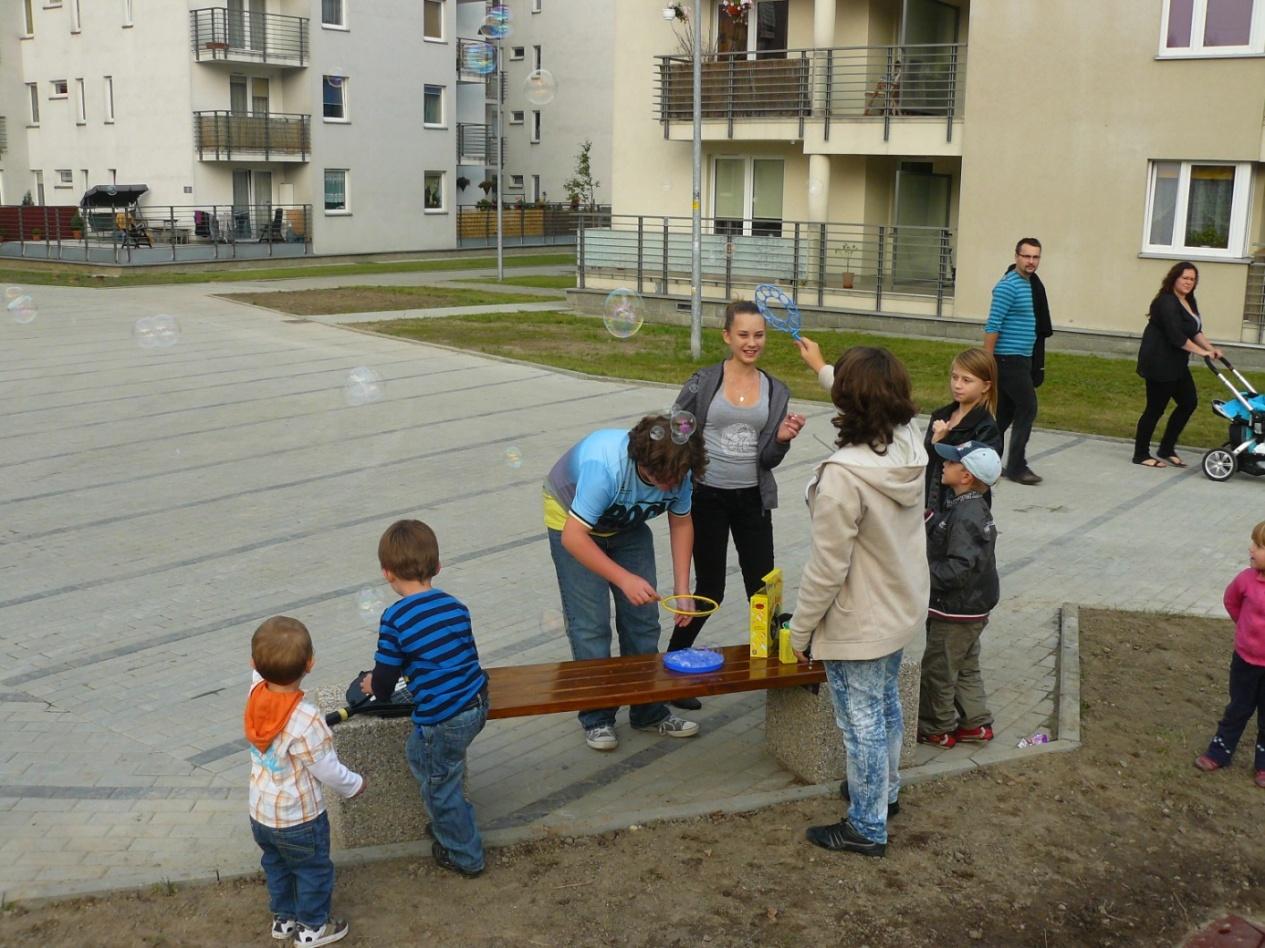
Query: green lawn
362 310 1233 450
452 274 575 290
0 252 575 288
221 285 548 316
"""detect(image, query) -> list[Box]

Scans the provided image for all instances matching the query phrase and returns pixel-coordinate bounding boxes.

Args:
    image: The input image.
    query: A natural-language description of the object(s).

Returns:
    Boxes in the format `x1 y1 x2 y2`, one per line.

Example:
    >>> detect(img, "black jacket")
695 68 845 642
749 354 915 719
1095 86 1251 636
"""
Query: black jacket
923 402 1002 514
926 490 999 622
1005 265 1053 387
1136 292 1200 382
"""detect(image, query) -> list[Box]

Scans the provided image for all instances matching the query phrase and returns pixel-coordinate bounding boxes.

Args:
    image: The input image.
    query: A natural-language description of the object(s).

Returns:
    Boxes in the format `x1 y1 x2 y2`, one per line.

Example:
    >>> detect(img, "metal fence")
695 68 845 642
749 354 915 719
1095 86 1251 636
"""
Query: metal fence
194 111 311 161
655 43 966 141
457 203 610 248
190 8 309 67
578 213 955 315
1 203 313 263
457 123 504 166
1245 261 1265 344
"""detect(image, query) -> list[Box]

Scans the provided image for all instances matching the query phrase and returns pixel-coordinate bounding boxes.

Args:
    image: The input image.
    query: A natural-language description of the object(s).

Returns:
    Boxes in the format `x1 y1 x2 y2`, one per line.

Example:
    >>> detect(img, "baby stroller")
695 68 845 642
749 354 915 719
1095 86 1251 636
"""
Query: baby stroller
1201 355 1265 482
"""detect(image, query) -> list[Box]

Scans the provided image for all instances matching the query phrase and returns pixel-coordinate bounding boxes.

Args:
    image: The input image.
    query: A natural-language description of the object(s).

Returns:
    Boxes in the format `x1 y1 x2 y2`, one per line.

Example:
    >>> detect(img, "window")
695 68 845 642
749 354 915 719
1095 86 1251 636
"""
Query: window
75 79 86 122
324 169 348 212
510 46 525 60
55 169 73 188
123 0 133 27
52 79 68 98
531 174 541 201
424 171 445 211
1161 0 1264 54
22 0 33 35
71 0 81 32
81 169 89 192
108 168 117 184
322 75 347 120
1143 160 1251 257
321 0 345 28
532 0 542 11
104 76 115 122
509 174 524 188
530 110 541 142
718 0 789 55
423 84 444 126
27 84 39 125
423 0 444 40
33 170 45 205
510 110 524 124
712 156 785 236
533 45 542 70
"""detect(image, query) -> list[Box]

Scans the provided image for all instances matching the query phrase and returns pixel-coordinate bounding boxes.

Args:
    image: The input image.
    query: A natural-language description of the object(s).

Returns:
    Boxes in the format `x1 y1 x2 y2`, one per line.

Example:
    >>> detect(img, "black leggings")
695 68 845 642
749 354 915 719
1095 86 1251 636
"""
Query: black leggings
667 484 773 651
1133 370 1197 462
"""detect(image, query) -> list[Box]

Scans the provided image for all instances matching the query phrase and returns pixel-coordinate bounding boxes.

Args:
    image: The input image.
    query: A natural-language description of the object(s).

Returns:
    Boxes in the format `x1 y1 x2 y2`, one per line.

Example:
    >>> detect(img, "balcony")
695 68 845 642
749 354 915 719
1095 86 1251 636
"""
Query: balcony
655 44 966 155
194 111 310 162
190 8 309 68
457 123 504 166
0 116 7 157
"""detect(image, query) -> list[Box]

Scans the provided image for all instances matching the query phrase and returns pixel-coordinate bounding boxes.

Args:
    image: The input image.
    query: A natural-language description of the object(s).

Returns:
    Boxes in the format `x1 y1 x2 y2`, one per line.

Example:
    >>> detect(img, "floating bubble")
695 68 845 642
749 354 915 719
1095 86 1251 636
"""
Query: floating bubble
669 409 697 443
807 177 824 198
6 286 36 324
650 426 666 441
540 608 565 635
133 314 180 349
661 178 673 192
343 367 384 406
504 445 523 469
602 288 643 339
463 42 497 76
523 69 557 106
356 586 386 625
104 184 117 197
327 68 346 88
483 4 511 38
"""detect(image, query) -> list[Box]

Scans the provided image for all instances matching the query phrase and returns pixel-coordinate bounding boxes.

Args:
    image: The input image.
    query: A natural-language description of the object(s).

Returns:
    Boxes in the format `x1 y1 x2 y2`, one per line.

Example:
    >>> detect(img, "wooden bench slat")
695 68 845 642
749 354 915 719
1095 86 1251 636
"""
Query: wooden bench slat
485 644 826 719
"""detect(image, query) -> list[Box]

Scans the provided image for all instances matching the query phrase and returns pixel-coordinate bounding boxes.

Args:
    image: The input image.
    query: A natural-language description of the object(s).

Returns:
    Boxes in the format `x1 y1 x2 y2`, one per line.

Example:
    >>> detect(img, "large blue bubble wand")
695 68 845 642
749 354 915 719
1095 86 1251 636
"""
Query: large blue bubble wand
753 284 802 341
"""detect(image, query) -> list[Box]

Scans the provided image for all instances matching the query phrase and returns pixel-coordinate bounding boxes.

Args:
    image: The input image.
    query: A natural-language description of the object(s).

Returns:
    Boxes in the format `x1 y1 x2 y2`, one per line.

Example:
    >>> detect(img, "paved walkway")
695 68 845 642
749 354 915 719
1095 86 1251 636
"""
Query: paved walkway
0 277 1256 902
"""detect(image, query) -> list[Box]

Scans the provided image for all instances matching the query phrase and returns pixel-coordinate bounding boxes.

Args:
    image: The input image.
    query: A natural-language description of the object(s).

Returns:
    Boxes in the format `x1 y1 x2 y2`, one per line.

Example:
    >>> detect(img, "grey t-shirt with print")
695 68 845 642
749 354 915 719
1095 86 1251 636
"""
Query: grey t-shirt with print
699 374 769 489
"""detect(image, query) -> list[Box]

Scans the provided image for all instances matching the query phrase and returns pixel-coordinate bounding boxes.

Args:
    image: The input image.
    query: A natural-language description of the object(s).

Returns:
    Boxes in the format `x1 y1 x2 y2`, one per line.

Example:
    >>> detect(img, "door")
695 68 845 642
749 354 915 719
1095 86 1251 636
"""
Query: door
900 0 960 115
713 158 746 236
717 0 788 56
227 0 245 48
253 171 273 235
712 157 784 237
232 169 251 238
892 164 951 286
251 78 270 115
229 76 248 114
247 0 266 52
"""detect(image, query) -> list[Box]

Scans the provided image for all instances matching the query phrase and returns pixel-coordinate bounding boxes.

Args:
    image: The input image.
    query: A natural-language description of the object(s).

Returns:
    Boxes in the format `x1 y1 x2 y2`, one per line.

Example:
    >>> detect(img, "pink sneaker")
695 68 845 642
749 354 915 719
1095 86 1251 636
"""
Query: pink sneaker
917 731 956 748
1193 754 1221 772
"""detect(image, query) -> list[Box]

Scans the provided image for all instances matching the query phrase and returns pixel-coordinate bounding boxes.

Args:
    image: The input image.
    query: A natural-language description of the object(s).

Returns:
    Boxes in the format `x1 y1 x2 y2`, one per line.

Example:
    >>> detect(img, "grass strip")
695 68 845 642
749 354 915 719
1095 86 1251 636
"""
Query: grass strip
451 274 575 290
221 285 549 316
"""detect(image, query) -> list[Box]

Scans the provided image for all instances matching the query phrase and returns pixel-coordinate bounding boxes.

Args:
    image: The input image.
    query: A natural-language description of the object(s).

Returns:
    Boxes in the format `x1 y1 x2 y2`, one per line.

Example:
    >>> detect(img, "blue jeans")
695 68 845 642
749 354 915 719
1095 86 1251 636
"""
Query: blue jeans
405 692 489 874
823 652 904 844
547 525 670 731
249 811 333 928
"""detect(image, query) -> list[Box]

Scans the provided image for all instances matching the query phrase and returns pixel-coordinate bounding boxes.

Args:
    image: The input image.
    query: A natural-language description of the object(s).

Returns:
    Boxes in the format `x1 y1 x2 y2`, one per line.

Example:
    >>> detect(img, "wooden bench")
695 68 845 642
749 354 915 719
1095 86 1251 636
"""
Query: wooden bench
320 645 920 849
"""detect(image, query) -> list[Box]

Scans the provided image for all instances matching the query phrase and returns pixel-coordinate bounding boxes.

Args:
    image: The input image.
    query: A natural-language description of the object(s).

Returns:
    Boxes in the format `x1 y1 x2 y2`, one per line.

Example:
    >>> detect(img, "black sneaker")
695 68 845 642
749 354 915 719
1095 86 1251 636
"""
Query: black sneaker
838 780 900 818
1007 468 1042 485
805 820 885 857
432 840 484 878
671 696 702 711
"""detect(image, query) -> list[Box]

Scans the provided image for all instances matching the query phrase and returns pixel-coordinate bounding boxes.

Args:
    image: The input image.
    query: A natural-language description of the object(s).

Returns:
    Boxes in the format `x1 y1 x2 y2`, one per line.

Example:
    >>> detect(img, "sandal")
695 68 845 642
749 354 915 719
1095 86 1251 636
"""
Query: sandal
1163 455 1187 468
1133 457 1166 468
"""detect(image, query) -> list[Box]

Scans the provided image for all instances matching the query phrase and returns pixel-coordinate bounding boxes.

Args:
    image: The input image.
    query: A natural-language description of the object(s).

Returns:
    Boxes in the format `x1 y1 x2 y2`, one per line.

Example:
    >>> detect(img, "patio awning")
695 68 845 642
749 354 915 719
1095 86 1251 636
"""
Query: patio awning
79 184 149 208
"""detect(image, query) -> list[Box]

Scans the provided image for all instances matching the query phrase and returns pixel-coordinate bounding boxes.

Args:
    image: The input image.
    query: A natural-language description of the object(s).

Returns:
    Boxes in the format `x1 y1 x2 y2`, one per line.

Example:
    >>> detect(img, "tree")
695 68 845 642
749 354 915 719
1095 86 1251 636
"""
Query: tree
563 140 599 209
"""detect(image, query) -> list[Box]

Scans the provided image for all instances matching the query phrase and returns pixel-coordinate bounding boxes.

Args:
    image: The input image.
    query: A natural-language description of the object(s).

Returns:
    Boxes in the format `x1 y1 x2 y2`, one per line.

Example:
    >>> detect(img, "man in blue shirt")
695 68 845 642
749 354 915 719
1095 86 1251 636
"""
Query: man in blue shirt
983 237 1044 486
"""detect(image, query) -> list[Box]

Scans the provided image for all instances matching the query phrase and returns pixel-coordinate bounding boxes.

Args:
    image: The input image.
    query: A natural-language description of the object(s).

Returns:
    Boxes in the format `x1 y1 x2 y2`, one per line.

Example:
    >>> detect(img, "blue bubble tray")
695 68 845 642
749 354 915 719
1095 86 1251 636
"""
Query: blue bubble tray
662 648 725 674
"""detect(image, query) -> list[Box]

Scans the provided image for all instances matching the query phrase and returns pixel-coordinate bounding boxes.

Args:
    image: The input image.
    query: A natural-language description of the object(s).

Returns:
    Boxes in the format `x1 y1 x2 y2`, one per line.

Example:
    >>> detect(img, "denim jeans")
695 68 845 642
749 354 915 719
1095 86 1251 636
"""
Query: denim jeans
405 691 489 874
823 651 904 845
249 811 334 928
547 525 670 731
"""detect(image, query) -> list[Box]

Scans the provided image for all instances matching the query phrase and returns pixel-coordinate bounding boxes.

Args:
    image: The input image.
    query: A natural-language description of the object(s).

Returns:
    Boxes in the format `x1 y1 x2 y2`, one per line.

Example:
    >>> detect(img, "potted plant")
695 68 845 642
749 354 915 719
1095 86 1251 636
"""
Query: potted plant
456 176 470 192
834 242 860 288
31 228 43 241
69 212 83 239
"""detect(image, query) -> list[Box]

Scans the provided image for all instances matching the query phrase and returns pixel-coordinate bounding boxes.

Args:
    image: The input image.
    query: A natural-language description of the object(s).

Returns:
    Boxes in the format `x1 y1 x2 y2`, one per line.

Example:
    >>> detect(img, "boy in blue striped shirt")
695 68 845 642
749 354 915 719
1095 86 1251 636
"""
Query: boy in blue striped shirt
360 519 490 876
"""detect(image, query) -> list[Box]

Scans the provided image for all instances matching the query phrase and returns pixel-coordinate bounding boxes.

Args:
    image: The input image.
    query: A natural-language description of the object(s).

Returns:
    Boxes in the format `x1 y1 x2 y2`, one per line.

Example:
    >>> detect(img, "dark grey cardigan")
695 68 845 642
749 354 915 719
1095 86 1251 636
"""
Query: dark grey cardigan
673 361 792 512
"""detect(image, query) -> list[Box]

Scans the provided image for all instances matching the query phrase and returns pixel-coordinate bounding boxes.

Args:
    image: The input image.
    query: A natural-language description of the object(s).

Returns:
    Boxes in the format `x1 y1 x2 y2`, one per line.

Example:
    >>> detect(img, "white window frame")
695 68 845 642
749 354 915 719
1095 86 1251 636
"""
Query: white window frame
81 169 89 192
51 79 68 99
530 109 541 143
1158 0 1265 57
27 84 39 125
322 75 348 122
324 168 350 215
422 0 445 42
71 0 82 33
33 170 45 205
509 110 524 125
1141 159 1251 259
104 76 115 123
55 169 73 189
423 84 445 128
533 45 542 70
510 46 525 60
122 0 133 27
531 173 541 201
75 78 86 123
22 0 34 36
423 170 446 213
321 0 347 30
509 174 524 189
709 154 786 236
532 0 542 12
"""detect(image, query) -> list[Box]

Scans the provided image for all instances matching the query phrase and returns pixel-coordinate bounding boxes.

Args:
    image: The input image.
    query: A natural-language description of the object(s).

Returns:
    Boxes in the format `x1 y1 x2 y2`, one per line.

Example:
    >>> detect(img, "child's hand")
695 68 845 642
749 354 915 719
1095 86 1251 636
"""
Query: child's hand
931 419 949 442
359 672 373 697
618 573 659 606
352 776 367 798
776 413 806 443
795 337 826 374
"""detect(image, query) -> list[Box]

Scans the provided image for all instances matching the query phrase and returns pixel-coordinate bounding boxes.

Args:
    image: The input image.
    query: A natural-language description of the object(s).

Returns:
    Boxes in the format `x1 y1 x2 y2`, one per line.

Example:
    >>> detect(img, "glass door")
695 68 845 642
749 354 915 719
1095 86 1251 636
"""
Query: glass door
229 76 248 114
713 158 746 236
712 157 784 236
227 0 245 48
232 169 251 239
717 0 788 56
253 170 273 236
899 0 960 115
892 164 951 286
750 158 784 236
251 77 270 115
247 0 266 53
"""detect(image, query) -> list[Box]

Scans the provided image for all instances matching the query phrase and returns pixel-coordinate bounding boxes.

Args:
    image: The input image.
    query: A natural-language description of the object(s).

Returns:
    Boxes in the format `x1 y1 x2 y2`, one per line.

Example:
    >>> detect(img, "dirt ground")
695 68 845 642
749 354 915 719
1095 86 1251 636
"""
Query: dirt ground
220 285 545 315
3 608 1262 947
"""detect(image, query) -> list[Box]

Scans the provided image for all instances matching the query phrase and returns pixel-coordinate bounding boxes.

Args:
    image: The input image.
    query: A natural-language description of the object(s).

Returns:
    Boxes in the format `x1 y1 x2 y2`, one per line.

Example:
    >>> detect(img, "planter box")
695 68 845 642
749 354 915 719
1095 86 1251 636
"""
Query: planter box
662 58 809 120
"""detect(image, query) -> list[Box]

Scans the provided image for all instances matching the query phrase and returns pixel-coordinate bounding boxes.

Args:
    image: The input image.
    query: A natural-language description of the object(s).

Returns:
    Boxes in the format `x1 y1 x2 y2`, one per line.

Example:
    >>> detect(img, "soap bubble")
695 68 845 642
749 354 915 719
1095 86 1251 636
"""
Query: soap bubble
504 445 523 469
463 42 497 76
807 177 824 198
661 178 673 192
650 426 666 441
5 286 36 324
540 608 565 635
669 409 697 443
356 586 386 625
602 289 643 339
343 367 384 406
133 314 180 349
327 68 346 88
483 4 511 38
523 69 557 106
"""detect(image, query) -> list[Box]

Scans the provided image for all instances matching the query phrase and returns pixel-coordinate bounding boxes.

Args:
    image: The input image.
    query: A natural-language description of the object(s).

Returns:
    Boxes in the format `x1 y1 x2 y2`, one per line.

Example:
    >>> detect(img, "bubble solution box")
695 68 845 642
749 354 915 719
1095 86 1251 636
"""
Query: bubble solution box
749 568 783 658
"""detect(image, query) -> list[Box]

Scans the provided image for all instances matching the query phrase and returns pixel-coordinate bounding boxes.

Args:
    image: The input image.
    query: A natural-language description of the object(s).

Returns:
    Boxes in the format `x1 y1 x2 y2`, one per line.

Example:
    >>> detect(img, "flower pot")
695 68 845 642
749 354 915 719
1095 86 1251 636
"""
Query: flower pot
841 272 855 289
71 229 82 239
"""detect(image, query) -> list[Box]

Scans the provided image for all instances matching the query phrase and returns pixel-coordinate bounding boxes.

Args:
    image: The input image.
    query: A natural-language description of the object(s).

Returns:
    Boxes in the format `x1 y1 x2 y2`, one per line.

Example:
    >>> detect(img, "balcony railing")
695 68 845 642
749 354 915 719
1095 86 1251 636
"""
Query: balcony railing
457 123 503 166
456 202 609 248
579 213 955 316
0 116 7 157
655 44 966 142
194 111 311 161
190 8 309 67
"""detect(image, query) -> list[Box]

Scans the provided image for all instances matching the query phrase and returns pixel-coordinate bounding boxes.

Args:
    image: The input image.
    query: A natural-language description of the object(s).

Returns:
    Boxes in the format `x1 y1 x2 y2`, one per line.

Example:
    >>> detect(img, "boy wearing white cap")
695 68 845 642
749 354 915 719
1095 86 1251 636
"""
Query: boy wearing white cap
917 442 1002 748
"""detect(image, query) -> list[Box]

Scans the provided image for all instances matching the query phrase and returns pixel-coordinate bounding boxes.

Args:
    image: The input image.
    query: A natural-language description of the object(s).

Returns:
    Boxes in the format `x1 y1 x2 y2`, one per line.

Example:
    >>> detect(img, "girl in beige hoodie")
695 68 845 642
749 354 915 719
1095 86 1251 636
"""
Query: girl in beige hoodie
789 341 930 858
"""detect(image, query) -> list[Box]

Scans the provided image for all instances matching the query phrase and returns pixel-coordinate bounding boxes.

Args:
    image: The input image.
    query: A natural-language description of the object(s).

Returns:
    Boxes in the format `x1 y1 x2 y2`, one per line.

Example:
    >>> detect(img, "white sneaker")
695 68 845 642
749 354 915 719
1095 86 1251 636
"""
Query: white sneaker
294 919 349 946
636 715 699 739
271 917 295 940
584 725 618 751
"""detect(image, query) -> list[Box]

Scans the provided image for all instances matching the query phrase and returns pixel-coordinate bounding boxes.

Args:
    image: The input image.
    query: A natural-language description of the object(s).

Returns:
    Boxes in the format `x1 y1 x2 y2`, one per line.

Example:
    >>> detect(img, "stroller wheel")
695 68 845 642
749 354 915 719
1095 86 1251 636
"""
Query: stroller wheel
1202 446 1237 482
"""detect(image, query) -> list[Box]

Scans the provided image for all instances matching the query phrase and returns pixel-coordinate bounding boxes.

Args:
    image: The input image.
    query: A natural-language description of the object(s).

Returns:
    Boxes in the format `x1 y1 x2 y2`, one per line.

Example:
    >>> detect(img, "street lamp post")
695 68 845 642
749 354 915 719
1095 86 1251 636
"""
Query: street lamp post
495 33 505 282
689 0 703 360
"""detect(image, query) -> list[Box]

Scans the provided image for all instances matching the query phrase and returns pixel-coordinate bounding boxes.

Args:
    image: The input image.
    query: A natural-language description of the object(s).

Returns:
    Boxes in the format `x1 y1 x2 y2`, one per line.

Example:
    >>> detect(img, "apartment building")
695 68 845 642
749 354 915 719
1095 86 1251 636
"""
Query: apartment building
599 0 1265 343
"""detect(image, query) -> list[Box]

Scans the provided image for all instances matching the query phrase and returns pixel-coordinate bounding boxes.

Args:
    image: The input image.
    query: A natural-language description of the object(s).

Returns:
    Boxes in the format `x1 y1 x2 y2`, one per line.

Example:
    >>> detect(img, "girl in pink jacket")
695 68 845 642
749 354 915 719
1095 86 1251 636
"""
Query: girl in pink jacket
1195 520 1265 788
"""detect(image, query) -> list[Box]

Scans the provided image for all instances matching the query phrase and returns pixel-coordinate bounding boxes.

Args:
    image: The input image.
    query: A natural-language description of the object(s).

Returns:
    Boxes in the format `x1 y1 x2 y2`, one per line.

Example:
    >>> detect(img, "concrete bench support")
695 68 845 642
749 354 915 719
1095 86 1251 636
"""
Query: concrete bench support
763 655 921 785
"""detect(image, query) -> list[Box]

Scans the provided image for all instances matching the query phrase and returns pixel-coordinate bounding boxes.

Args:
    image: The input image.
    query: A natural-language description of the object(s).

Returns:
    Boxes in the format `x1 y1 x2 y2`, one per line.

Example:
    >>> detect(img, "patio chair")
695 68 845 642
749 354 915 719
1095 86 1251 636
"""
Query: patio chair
258 207 284 242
